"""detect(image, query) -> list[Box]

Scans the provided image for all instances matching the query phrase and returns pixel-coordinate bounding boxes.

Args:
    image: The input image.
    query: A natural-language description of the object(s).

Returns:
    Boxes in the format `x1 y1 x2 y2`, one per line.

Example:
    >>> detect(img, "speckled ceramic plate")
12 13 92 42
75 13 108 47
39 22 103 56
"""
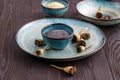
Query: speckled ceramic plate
76 1 120 26
16 18 106 61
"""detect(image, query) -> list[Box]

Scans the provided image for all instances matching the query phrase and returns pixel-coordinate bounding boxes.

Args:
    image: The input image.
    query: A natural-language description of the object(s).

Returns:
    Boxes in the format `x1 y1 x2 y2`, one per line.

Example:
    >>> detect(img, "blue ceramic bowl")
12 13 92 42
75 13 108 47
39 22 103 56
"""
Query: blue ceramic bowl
76 1 120 26
41 23 74 49
41 0 69 16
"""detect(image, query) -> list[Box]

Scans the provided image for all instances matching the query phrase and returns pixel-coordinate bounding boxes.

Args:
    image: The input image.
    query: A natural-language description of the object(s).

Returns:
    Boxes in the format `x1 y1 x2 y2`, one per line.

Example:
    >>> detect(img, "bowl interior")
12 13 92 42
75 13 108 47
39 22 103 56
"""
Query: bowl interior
41 0 69 8
42 23 73 39
77 1 120 20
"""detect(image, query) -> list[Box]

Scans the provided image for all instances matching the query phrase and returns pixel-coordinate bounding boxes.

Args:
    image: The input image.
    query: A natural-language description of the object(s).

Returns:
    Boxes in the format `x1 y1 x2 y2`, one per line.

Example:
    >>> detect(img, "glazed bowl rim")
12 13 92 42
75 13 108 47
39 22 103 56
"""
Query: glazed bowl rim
41 0 69 10
41 23 74 40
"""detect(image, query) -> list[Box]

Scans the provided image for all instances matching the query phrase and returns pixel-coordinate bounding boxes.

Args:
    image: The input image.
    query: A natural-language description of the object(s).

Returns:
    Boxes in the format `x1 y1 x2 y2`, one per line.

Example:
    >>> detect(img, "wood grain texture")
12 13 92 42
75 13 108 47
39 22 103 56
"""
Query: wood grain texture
0 0 120 80
103 25 120 80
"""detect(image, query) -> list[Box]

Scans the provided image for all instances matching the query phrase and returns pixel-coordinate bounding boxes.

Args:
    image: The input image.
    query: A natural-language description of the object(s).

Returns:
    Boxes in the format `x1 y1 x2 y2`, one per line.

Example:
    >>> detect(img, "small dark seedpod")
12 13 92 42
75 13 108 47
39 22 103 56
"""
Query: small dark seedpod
77 39 86 47
96 7 103 19
72 34 80 43
35 39 46 46
77 45 92 53
102 16 111 20
36 49 44 56
81 33 90 40
77 46 85 53
96 12 103 19
35 47 53 56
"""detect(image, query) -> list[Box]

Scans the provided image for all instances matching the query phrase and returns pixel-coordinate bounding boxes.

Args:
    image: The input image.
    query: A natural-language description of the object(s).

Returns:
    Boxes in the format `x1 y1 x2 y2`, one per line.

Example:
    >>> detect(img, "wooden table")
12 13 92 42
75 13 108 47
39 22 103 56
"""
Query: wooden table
0 0 120 80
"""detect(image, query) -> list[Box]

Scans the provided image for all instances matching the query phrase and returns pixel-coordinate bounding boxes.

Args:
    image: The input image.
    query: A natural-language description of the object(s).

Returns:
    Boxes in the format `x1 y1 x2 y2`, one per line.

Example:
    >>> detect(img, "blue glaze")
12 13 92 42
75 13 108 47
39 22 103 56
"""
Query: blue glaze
41 0 69 16
41 23 73 49
76 1 120 26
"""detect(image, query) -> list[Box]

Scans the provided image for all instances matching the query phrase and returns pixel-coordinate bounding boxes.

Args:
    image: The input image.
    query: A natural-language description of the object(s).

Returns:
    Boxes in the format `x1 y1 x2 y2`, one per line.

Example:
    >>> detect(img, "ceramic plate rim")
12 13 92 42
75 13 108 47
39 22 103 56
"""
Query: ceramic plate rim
16 18 106 61
76 1 120 21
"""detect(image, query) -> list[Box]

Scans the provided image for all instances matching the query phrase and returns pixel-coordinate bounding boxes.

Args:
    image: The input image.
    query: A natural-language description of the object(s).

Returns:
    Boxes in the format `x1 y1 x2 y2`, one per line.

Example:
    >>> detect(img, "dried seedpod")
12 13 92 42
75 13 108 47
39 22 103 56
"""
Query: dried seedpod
35 39 46 46
36 49 45 56
77 45 92 53
77 46 86 53
102 16 111 20
80 28 90 40
77 39 86 47
36 47 53 56
80 33 90 40
50 65 77 75
96 7 103 19
72 34 80 43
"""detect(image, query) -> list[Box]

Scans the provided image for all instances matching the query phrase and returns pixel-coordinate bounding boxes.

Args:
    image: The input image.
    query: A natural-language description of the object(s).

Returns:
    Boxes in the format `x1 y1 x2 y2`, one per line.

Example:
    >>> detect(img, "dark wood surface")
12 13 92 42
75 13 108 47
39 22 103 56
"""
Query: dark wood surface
0 0 120 80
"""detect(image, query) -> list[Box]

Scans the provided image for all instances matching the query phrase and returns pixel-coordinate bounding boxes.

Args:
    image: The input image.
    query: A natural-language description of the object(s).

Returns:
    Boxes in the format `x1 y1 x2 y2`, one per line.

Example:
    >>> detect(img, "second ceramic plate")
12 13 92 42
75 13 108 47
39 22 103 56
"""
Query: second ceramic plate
16 18 106 61
76 1 120 26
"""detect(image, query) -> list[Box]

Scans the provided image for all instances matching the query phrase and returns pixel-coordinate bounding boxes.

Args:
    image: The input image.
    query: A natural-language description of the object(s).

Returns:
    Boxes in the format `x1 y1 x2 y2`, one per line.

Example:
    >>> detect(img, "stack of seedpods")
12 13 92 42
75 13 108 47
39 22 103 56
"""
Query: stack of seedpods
35 39 47 55
72 28 91 53
96 7 111 20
